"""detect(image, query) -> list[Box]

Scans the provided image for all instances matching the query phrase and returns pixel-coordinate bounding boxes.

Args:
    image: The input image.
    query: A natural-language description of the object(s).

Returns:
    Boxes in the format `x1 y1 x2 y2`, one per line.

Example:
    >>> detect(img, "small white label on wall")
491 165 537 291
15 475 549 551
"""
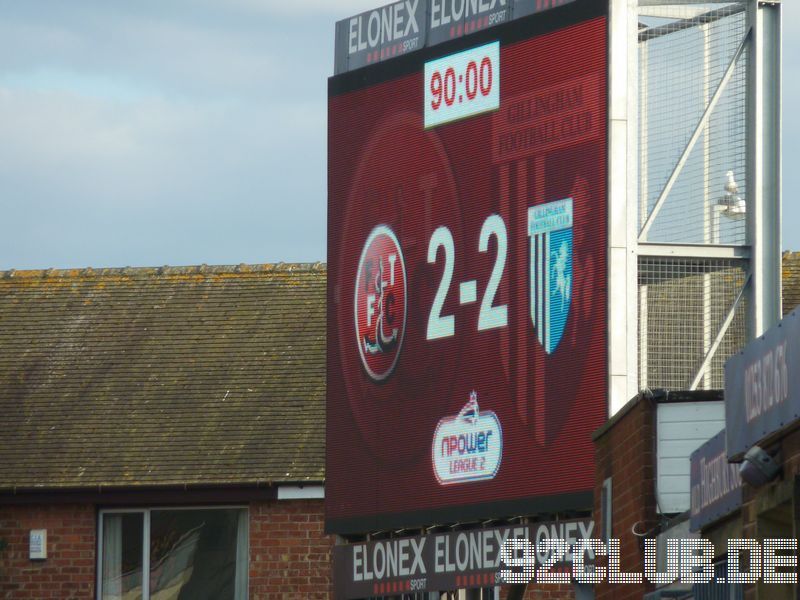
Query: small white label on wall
29 529 47 560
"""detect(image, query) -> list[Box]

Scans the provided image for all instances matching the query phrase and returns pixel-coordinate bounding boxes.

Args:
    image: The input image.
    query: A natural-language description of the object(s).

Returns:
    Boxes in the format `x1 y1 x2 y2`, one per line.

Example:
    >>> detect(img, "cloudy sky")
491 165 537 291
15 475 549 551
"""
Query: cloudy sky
0 1 796 270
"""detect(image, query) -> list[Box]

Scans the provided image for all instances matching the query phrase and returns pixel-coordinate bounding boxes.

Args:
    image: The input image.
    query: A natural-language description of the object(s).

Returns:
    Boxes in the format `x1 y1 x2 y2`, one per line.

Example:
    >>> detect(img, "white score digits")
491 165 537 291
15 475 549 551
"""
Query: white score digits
427 215 508 340
426 200 573 350
424 42 500 128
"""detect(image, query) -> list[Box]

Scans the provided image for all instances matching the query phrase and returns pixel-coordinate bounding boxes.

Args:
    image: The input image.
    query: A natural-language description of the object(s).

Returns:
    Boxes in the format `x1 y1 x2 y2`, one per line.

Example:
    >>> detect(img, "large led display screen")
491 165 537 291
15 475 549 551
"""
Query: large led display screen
327 2 607 534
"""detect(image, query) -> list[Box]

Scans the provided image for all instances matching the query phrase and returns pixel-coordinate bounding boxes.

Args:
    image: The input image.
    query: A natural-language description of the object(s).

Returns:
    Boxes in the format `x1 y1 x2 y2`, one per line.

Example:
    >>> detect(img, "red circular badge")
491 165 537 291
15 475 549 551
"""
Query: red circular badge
354 225 407 381
335 110 463 467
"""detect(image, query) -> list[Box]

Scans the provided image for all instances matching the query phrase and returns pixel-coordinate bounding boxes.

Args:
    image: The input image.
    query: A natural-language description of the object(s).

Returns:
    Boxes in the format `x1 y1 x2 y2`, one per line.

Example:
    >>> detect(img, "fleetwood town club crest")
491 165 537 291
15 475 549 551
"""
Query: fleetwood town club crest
528 198 573 355
354 225 407 381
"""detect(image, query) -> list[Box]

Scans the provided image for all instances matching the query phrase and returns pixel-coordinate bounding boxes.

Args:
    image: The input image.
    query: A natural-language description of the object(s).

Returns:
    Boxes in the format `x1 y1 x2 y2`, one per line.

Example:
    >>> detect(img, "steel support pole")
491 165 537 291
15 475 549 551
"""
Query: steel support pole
608 0 639 415
747 0 782 336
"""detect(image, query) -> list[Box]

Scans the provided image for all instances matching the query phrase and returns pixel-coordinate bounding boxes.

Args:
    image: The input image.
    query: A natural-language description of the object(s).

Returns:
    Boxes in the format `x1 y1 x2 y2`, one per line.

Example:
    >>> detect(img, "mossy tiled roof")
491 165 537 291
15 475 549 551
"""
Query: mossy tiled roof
783 252 800 316
0 263 325 491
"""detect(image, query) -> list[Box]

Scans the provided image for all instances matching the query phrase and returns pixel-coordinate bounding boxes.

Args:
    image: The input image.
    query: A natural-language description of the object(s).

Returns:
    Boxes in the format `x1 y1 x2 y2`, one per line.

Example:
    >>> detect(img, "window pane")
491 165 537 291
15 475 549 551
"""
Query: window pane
101 513 144 600
149 509 243 600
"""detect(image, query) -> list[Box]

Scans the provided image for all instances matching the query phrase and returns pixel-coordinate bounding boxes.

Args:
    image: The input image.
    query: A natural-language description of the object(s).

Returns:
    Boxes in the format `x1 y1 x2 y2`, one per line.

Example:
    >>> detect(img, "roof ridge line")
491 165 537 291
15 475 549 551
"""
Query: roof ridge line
0 262 328 279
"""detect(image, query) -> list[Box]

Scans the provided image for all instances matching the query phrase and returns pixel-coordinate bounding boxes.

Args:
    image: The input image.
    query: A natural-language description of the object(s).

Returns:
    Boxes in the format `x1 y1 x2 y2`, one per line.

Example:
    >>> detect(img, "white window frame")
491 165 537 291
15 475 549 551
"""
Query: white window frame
97 505 249 600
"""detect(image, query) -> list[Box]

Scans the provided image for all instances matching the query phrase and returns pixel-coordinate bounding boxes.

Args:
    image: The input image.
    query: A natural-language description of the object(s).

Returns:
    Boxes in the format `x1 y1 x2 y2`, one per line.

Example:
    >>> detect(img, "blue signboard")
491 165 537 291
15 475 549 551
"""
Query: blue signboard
690 429 742 531
725 309 800 461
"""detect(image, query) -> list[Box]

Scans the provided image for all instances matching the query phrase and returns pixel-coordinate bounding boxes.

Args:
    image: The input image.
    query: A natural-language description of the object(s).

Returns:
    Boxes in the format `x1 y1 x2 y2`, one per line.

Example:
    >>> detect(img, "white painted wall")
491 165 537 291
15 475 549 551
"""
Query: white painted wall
656 401 725 513
277 485 324 500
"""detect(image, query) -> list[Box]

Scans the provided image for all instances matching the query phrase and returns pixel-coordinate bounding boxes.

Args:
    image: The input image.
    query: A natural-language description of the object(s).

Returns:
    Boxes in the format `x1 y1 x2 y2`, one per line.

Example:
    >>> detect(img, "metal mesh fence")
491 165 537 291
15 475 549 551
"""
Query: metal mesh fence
639 257 747 390
638 2 748 245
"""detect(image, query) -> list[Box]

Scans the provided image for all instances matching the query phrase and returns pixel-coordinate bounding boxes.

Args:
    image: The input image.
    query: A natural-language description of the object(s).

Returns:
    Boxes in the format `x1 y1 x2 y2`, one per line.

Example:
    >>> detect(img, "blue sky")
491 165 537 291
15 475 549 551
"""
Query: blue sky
0 0 796 270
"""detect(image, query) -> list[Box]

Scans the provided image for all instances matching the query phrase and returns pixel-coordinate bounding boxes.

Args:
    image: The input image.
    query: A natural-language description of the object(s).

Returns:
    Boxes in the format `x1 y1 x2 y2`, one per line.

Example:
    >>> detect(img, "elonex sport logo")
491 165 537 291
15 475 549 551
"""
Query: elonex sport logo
355 225 407 382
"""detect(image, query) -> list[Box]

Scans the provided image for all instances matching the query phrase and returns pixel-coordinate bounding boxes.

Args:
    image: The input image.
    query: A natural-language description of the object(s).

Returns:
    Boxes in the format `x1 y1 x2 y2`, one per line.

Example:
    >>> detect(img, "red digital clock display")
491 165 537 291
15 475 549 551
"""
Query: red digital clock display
328 6 608 534
424 42 499 128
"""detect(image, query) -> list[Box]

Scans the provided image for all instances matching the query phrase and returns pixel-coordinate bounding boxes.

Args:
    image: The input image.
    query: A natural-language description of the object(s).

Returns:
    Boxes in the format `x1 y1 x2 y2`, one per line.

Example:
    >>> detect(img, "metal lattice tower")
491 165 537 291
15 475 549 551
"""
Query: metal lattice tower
607 0 781 413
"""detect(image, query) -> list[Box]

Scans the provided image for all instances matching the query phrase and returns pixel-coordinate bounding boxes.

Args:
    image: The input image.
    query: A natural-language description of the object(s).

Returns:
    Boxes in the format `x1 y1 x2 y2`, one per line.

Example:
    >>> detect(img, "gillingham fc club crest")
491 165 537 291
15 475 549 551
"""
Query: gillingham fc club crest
528 198 573 354
354 224 407 381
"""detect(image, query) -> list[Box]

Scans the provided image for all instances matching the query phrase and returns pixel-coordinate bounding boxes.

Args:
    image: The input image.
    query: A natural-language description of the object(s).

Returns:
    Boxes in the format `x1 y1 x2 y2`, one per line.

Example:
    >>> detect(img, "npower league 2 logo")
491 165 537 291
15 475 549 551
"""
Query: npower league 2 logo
355 225 407 382
433 391 503 485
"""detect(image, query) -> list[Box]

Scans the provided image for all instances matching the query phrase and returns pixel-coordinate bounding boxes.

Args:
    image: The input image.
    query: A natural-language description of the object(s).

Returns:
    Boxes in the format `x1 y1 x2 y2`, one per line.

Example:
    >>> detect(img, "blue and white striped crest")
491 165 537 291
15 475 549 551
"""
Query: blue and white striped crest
528 198 573 355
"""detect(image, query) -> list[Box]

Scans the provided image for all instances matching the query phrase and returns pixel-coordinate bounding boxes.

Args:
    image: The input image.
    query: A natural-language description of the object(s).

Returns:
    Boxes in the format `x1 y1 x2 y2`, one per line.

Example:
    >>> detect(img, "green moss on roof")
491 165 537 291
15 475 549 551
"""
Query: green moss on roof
0 263 326 491
783 252 800 316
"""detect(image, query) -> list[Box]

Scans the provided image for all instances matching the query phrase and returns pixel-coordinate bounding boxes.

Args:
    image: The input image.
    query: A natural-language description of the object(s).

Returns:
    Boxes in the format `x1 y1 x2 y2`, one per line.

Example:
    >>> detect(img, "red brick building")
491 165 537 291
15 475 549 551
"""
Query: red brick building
591 253 800 600
0 264 330 599
592 391 658 600
591 389 726 600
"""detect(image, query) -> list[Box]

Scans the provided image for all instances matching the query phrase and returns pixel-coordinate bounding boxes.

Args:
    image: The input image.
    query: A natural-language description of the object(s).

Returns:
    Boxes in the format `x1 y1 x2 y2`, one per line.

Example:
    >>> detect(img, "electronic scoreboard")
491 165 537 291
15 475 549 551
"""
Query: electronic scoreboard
327 0 607 534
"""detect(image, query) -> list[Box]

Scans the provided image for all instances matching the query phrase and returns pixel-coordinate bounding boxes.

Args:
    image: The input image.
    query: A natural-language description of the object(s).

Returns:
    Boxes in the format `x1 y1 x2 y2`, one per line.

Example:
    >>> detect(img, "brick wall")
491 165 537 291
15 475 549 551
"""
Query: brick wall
737 427 800 600
0 504 95 600
779 427 800 489
593 395 657 600
0 498 577 599
249 498 333 599
0 498 334 600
